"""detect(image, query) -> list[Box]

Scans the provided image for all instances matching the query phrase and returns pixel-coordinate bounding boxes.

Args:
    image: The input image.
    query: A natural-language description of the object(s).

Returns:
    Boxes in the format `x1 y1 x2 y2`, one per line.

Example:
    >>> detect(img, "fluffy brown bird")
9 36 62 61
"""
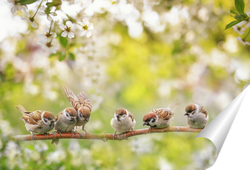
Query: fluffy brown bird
16 105 55 139
110 108 136 137
51 107 78 145
143 103 179 130
184 103 208 129
62 85 92 133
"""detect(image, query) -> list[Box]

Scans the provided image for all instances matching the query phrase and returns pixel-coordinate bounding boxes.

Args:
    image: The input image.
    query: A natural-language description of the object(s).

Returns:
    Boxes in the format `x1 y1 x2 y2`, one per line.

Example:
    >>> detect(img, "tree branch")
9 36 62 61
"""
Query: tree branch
13 126 202 141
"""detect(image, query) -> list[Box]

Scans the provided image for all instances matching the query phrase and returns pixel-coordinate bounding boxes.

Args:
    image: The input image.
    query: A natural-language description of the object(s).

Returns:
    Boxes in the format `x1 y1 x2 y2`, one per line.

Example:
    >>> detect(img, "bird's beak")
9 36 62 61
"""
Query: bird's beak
85 118 89 122
52 119 55 122
143 122 146 126
74 116 77 121
184 112 188 116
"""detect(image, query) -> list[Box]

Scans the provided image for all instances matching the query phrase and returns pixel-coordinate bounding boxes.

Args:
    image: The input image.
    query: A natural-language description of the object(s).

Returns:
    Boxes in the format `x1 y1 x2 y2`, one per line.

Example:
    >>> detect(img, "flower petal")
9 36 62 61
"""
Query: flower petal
21 17 29 21
79 30 86 36
59 24 66 30
61 31 68 37
47 15 53 21
68 32 75 39
71 24 76 31
31 22 38 28
82 18 89 25
66 21 73 27
88 23 94 30
86 31 92 38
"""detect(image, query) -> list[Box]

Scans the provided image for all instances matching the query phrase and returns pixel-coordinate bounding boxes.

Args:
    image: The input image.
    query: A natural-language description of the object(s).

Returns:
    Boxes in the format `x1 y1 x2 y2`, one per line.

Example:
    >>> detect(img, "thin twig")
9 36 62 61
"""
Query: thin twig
13 126 202 141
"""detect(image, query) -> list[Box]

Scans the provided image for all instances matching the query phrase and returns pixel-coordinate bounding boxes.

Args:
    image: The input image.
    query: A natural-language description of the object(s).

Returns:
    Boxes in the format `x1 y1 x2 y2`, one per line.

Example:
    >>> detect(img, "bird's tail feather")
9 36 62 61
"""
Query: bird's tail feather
15 105 27 115
167 103 179 111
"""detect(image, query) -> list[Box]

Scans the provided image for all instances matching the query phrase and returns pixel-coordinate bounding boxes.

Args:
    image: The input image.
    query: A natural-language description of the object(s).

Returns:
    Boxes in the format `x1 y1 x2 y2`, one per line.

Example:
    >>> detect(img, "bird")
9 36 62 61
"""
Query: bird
184 103 208 129
110 108 136 137
51 107 78 145
16 105 55 139
143 103 179 131
62 85 92 134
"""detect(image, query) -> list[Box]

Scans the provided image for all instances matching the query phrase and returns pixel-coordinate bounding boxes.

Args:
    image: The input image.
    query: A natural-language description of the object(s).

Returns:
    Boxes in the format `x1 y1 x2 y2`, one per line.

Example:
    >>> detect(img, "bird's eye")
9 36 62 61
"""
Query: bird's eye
44 119 47 123
66 112 70 117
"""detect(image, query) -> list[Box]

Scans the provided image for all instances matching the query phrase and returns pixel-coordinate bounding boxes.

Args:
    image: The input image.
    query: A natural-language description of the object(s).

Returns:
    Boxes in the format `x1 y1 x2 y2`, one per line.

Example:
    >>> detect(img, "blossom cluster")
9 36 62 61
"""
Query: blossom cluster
7 0 94 55
233 18 250 46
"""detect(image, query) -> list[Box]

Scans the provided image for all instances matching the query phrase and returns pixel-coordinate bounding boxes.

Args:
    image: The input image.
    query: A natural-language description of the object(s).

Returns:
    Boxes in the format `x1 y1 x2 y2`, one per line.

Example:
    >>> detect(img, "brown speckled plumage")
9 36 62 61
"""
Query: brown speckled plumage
62 85 92 111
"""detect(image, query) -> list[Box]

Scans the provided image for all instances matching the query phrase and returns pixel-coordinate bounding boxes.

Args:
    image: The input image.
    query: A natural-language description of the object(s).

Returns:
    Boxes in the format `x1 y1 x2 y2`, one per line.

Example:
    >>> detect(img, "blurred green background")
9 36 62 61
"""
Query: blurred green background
1 0 250 169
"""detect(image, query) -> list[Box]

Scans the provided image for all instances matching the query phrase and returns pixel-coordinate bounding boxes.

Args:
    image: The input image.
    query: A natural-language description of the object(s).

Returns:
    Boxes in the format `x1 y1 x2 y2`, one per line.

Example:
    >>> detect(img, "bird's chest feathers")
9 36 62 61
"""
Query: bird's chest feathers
118 117 132 127
113 117 134 132
55 118 75 132
76 119 87 126
151 118 172 128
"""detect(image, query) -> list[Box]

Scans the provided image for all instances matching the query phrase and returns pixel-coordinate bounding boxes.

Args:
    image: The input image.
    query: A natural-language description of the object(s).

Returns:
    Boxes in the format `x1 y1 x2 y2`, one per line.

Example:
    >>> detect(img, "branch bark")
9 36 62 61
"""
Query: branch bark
13 126 202 141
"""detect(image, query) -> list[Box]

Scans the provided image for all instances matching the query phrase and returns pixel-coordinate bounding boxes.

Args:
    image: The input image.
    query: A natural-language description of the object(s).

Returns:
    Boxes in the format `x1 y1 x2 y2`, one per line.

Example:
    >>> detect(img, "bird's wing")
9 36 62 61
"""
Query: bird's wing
55 112 63 122
167 103 179 112
77 91 92 111
128 111 134 122
21 115 39 125
26 110 43 121
62 85 79 110
155 108 172 120
200 106 208 117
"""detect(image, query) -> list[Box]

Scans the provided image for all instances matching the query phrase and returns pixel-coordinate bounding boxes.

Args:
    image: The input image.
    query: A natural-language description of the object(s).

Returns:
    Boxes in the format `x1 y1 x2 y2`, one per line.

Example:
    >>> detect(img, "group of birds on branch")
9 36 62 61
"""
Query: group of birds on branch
16 86 209 144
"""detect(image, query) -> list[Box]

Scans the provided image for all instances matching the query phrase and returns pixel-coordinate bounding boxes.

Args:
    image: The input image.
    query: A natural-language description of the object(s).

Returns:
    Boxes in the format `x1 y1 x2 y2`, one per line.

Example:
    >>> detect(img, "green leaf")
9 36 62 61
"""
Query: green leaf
235 0 245 14
59 35 68 48
46 0 62 7
58 53 66 61
69 53 75 60
230 9 238 15
225 20 241 30
234 13 248 21
18 0 37 5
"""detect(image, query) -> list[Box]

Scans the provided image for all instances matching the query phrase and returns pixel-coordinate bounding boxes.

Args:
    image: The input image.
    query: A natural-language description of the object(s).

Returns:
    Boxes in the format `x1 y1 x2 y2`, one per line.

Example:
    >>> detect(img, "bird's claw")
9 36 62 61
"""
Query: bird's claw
44 133 49 139
148 126 152 133
131 128 135 135
112 131 117 140
30 131 35 140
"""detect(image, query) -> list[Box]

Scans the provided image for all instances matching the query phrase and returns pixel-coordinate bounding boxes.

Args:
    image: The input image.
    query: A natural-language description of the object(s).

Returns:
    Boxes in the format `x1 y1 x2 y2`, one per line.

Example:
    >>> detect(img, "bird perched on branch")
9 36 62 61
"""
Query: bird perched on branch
184 103 208 129
51 107 78 145
16 105 55 139
110 108 136 137
62 85 92 134
143 103 179 130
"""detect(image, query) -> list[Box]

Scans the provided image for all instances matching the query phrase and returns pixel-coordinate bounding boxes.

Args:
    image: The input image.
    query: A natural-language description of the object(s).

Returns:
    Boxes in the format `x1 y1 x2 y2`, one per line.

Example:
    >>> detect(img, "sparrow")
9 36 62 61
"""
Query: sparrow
184 103 208 129
62 85 92 133
143 103 179 130
110 108 136 137
51 107 78 145
16 105 55 139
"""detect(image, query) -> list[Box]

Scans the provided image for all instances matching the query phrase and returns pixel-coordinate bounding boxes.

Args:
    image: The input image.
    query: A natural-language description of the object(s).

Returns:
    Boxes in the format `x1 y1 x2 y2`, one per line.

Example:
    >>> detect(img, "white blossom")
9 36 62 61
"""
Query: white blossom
38 27 57 42
236 37 250 45
21 10 38 28
7 0 28 13
77 18 94 38
39 38 58 54
233 21 246 35
38 6 57 21
59 21 76 39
